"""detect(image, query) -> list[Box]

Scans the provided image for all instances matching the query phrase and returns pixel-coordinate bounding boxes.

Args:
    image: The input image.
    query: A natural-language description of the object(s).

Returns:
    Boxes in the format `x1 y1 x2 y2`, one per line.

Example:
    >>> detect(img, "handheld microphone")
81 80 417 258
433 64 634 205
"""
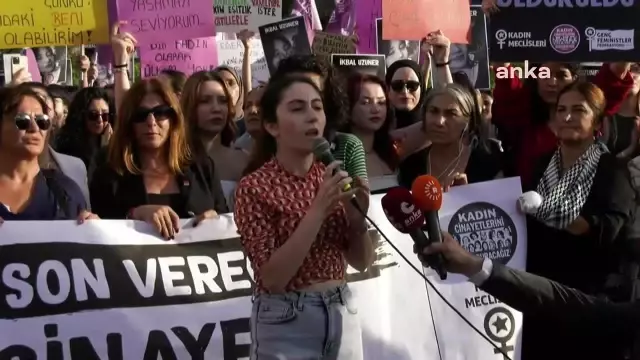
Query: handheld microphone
380 187 432 264
411 175 447 280
312 138 352 192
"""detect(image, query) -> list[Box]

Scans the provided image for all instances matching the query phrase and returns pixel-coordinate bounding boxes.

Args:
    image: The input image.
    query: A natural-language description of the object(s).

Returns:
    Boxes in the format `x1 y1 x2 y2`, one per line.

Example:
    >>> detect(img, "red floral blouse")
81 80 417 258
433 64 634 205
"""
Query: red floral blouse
234 158 350 293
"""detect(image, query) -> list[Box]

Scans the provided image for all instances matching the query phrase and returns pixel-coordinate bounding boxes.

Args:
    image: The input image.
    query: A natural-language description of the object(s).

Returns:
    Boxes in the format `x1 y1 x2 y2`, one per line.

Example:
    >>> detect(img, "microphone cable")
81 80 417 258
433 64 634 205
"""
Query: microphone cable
360 212 514 360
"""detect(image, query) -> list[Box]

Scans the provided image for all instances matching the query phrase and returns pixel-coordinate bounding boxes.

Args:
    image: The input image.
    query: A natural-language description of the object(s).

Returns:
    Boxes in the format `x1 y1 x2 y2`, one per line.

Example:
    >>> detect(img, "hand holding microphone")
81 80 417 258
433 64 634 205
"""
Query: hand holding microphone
412 175 448 280
312 138 370 217
414 232 484 277
311 161 355 216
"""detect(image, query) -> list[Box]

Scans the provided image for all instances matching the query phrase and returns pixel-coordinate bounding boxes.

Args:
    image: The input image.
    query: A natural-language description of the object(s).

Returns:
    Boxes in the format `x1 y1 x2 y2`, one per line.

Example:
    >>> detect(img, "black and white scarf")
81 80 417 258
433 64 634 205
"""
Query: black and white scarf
534 143 607 229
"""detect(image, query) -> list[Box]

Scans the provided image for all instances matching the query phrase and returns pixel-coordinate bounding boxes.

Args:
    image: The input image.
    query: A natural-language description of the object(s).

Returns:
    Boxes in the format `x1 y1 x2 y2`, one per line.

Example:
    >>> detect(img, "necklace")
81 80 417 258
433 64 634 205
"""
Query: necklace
428 145 468 185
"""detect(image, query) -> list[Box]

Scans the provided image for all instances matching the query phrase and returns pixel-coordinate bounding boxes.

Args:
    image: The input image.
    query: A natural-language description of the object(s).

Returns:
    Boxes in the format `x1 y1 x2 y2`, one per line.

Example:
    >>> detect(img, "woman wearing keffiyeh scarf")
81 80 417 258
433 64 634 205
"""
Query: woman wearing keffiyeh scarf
519 81 635 360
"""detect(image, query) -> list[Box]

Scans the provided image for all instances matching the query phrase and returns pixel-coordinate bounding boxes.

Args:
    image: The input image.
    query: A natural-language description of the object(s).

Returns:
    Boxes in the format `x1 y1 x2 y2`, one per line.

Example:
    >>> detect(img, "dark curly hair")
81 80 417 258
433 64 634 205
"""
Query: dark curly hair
54 87 113 162
243 75 326 176
272 54 348 141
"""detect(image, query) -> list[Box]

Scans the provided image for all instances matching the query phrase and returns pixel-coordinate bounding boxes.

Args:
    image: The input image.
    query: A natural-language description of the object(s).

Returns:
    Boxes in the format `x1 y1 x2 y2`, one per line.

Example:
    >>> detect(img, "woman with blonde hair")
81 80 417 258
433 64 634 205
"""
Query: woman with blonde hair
415 83 504 190
90 78 228 239
181 70 249 208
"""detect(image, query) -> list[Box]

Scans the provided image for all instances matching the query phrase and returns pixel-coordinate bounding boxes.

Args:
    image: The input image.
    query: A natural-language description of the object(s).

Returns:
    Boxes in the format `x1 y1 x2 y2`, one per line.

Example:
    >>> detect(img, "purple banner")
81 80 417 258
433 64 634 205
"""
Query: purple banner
356 0 382 54
116 0 216 44
326 0 355 36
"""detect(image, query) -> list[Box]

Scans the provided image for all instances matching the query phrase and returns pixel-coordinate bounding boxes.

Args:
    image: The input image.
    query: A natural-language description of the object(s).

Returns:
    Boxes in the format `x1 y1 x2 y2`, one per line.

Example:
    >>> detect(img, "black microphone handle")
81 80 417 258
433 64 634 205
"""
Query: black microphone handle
423 211 448 280
408 227 446 280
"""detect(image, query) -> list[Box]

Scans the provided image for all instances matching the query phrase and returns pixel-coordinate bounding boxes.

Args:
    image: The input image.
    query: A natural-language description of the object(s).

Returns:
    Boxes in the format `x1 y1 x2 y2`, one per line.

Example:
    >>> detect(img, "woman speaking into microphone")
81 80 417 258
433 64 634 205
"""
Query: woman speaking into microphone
234 75 374 360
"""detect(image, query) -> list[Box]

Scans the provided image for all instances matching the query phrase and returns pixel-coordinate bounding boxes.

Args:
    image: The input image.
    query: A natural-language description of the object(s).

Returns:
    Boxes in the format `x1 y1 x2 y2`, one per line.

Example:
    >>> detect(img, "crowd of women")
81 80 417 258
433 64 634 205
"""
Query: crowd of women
1 14 639 360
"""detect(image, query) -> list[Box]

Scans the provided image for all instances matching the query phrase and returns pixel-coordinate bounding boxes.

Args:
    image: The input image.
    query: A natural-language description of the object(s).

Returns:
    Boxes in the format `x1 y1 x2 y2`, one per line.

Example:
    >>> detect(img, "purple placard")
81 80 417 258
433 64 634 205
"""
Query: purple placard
326 0 355 36
140 37 218 78
116 0 216 44
356 0 381 54
291 0 321 45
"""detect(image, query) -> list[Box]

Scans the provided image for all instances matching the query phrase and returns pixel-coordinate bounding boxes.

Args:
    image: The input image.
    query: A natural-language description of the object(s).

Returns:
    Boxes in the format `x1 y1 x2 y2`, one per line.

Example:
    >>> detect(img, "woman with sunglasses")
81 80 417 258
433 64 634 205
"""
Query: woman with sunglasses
0 84 97 222
19 82 91 207
54 87 114 182
386 60 429 188
89 78 228 239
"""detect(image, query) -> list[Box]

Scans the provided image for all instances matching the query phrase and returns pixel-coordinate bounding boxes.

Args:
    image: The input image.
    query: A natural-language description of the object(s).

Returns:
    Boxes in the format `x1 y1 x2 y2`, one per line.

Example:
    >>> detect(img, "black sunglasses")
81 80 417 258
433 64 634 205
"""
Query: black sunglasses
86 111 111 123
132 105 176 124
15 113 51 131
390 80 420 93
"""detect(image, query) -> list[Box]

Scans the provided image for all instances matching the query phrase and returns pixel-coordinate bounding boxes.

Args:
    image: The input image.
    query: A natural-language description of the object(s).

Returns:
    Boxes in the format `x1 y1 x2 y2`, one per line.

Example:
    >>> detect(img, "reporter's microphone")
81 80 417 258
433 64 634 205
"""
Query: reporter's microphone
411 175 447 280
312 138 352 192
380 187 432 263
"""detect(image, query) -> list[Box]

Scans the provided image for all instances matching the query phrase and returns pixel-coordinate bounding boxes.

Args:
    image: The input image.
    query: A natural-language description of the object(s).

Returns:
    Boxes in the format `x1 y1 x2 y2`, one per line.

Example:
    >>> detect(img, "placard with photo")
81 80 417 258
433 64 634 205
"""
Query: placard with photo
432 5 490 90
376 18 420 66
331 54 386 78
259 16 312 75
33 46 68 85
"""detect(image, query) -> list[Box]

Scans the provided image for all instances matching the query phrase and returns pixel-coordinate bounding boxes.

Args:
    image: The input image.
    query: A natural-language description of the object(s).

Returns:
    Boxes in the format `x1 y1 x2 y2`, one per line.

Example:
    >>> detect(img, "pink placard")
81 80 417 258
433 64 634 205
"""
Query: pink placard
326 0 355 36
25 49 42 83
356 0 382 54
116 0 216 44
140 37 218 78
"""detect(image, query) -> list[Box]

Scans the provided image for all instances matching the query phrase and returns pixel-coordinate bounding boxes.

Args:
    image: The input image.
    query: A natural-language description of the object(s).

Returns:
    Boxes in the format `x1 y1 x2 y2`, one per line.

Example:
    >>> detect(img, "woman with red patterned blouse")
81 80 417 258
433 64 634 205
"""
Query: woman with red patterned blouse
234 75 374 360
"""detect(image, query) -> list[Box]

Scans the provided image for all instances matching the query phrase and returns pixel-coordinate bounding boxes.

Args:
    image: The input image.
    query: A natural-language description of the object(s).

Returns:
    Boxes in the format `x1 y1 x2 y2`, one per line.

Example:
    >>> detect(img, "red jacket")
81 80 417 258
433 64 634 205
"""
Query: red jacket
492 64 633 185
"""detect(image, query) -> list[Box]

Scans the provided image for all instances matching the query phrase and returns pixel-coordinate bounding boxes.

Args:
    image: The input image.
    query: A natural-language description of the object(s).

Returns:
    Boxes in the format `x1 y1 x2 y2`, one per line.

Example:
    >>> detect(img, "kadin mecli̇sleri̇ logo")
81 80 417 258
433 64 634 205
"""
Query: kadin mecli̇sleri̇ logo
484 306 516 360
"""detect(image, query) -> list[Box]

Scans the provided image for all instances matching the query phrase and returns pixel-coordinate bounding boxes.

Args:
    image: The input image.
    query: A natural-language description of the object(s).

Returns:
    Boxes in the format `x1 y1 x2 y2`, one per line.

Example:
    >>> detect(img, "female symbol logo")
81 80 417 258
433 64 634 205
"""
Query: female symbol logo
484 306 516 360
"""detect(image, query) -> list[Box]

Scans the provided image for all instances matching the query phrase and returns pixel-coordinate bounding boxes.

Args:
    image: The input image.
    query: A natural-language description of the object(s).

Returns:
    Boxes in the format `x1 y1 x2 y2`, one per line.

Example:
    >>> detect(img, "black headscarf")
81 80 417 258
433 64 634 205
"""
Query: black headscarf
385 59 427 128
385 60 429 188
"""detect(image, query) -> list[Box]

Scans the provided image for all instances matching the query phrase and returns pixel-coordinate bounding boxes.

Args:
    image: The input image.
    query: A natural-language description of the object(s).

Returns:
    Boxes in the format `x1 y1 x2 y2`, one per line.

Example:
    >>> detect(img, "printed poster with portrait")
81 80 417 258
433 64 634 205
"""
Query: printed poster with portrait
489 1 640 62
258 16 312 75
33 46 68 85
432 5 490 90
375 18 420 67
425 177 526 360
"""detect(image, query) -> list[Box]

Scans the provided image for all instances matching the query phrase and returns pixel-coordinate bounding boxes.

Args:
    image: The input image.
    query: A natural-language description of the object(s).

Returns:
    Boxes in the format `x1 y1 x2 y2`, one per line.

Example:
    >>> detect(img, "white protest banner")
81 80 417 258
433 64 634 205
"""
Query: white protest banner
426 177 525 360
214 0 282 34
0 178 524 359
216 37 269 87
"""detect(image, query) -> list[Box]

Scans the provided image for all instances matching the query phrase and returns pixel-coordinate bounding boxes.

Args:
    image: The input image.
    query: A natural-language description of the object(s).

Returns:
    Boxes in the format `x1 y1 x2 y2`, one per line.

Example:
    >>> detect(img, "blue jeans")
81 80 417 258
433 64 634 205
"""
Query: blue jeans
250 284 363 360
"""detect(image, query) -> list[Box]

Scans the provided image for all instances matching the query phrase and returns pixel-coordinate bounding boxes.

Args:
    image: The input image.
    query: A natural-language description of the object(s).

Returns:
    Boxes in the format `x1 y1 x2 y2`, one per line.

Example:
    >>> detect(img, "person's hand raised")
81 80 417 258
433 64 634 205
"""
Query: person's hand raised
111 21 138 62
426 30 451 64
311 161 356 217
131 205 180 240
237 29 255 48
414 231 484 277
10 68 31 86
87 63 98 81
79 55 90 72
